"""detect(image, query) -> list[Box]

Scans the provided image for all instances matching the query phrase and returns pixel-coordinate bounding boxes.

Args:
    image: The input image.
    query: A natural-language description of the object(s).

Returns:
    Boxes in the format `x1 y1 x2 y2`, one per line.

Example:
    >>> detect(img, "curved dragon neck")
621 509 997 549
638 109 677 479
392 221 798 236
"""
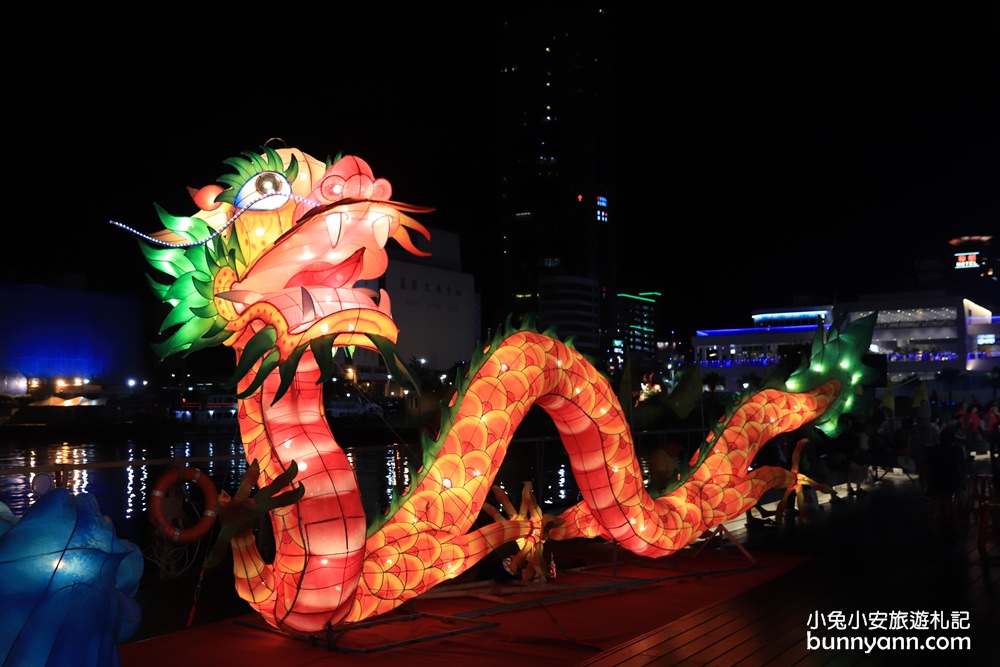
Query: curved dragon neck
232 344 368 632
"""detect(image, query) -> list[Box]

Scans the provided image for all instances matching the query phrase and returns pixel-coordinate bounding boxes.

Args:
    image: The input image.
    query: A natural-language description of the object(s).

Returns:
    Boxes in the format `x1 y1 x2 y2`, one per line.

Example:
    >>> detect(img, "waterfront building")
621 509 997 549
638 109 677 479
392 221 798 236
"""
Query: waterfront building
381 227 480 374
0 282 150 393
353 227 481 409
691 291 999 405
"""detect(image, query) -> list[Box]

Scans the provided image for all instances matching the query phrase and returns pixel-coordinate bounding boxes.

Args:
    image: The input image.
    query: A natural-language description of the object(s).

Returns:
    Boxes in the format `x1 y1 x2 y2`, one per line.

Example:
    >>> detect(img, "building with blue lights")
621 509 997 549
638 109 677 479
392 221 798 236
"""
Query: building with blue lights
691 291 999 404
0 282 149 394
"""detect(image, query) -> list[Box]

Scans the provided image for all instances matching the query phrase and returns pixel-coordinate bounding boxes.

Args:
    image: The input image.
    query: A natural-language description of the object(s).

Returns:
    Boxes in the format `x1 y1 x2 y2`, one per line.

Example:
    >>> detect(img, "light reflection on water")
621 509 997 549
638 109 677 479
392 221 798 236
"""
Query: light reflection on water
0 431 592 549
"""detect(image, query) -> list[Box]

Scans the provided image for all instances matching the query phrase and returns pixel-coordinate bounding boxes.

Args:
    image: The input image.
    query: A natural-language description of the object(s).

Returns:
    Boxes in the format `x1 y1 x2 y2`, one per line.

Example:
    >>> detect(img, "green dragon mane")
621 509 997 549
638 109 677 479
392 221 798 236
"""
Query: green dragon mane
141 148 379 400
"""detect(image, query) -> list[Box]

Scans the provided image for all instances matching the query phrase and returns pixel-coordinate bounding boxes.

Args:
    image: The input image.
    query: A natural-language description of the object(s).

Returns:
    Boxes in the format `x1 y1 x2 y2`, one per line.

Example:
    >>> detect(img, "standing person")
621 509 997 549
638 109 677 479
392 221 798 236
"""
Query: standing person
953 401 971 454
872 405 896 455
938 413 962 448
856 419 873 481
983 404 999 442
923 425 967 535
984 404 1000 483
912 400 936 491
963 404 984 458
963 404 982 433
826 415 866 497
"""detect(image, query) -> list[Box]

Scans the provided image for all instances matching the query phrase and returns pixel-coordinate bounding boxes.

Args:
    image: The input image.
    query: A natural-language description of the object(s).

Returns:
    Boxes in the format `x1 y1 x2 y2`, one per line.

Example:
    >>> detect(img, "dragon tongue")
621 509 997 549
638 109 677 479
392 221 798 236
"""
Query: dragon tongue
284 249 364 290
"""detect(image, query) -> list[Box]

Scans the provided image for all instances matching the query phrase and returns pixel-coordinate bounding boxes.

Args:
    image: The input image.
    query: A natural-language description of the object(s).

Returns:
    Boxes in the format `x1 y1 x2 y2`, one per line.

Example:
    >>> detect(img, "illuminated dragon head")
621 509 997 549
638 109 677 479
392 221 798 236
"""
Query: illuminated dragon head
118 146 431 399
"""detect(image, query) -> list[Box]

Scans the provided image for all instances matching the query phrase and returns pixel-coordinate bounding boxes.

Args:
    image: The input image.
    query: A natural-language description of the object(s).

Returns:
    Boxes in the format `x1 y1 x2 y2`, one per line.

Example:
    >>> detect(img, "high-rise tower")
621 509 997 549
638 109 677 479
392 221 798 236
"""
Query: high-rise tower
480 3 619 360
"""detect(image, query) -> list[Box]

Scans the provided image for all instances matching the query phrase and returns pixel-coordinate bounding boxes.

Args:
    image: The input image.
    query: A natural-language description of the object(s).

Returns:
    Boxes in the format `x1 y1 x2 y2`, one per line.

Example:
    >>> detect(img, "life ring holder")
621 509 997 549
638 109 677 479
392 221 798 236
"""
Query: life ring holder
149 466 219 544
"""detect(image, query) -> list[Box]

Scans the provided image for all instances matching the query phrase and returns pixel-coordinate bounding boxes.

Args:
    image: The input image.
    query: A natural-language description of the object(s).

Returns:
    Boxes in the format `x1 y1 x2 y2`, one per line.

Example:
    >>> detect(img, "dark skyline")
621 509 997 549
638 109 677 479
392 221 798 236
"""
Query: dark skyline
7 2 998 340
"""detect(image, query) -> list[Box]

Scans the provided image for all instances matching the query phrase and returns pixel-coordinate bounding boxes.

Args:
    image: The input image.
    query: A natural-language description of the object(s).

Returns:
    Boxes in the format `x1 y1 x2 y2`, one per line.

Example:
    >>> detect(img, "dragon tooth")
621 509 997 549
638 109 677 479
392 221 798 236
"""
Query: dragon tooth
326 211 345 247
300 286 318 323
215 289 263 306
377 288 392 317
373 215 390 249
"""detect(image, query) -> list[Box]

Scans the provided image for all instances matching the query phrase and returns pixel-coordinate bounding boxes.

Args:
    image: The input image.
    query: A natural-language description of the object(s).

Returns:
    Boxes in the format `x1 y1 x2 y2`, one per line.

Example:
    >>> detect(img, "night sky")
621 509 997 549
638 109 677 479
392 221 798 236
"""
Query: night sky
7 2 998 340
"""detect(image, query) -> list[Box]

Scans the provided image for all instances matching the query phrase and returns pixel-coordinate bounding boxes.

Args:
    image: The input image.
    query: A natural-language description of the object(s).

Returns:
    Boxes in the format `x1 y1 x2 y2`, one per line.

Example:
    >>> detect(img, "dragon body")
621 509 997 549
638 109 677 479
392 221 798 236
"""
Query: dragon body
127 146 878 637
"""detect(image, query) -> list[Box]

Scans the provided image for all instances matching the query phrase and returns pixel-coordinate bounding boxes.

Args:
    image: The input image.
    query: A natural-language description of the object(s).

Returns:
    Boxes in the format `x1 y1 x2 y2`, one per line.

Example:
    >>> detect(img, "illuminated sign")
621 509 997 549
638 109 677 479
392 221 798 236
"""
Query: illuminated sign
752 310 830 323
977 334 996 345
696 325 819 336
954 251 980 269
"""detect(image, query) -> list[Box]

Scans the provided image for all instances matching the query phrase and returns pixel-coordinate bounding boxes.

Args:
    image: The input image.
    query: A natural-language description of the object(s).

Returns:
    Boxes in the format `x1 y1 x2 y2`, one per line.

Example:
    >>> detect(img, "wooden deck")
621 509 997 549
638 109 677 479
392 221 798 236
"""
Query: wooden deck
119 462 998 667
579 464 1000 666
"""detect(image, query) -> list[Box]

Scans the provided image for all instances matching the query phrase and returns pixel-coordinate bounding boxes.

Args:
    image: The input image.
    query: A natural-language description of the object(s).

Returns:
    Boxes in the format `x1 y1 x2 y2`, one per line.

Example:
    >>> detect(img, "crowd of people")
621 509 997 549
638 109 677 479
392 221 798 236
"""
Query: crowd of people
764 399 995 525
826 400 996 478
812 399 999 530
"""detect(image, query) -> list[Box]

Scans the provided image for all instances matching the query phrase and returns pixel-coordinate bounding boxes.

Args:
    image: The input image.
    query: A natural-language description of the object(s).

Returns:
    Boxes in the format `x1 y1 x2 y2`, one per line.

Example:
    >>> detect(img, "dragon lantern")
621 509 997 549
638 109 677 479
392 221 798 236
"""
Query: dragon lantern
115 145 879 637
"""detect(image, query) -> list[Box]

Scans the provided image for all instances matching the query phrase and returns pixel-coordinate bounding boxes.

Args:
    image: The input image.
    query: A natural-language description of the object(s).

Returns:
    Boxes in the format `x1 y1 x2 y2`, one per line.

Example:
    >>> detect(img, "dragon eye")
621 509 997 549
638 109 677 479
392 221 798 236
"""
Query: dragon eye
234 171 292 211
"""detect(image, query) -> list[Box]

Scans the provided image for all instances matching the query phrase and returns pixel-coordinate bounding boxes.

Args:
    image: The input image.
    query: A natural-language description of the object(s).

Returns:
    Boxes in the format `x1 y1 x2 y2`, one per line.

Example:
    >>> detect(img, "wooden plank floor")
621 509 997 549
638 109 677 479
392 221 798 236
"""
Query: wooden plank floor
579 463 1000 666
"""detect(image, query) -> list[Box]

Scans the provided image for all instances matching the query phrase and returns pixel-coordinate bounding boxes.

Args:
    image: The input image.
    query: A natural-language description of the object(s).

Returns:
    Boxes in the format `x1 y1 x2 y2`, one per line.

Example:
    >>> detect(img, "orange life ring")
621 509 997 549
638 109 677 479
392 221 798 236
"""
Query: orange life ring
149 466 219 543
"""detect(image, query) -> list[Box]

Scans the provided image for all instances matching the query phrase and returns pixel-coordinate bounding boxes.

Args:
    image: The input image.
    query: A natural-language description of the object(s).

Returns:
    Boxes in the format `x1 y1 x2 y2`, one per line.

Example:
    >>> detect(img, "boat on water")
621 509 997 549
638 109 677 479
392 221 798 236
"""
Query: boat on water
170 395 240 431
0 401 172 439
326 397 384 420
0 394 238 441
0 393 416 444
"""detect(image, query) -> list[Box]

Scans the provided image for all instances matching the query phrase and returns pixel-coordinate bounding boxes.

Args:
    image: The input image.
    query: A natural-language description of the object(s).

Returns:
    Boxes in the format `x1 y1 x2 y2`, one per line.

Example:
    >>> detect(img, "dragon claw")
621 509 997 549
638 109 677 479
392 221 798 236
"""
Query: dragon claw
203 459 305 569
773 439 833 523
488 483 557 580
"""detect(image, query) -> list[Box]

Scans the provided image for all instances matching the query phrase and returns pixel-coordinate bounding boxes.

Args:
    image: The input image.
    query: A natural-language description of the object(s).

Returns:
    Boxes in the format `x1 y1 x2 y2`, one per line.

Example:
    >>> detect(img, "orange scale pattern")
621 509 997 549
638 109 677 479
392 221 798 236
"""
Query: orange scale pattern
226 327 852 634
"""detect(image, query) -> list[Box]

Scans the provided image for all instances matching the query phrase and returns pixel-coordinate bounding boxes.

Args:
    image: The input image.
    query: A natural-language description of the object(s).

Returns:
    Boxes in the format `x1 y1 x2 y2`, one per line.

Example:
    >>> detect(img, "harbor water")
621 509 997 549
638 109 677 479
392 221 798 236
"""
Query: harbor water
0 419 691 640
0 425 595 548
